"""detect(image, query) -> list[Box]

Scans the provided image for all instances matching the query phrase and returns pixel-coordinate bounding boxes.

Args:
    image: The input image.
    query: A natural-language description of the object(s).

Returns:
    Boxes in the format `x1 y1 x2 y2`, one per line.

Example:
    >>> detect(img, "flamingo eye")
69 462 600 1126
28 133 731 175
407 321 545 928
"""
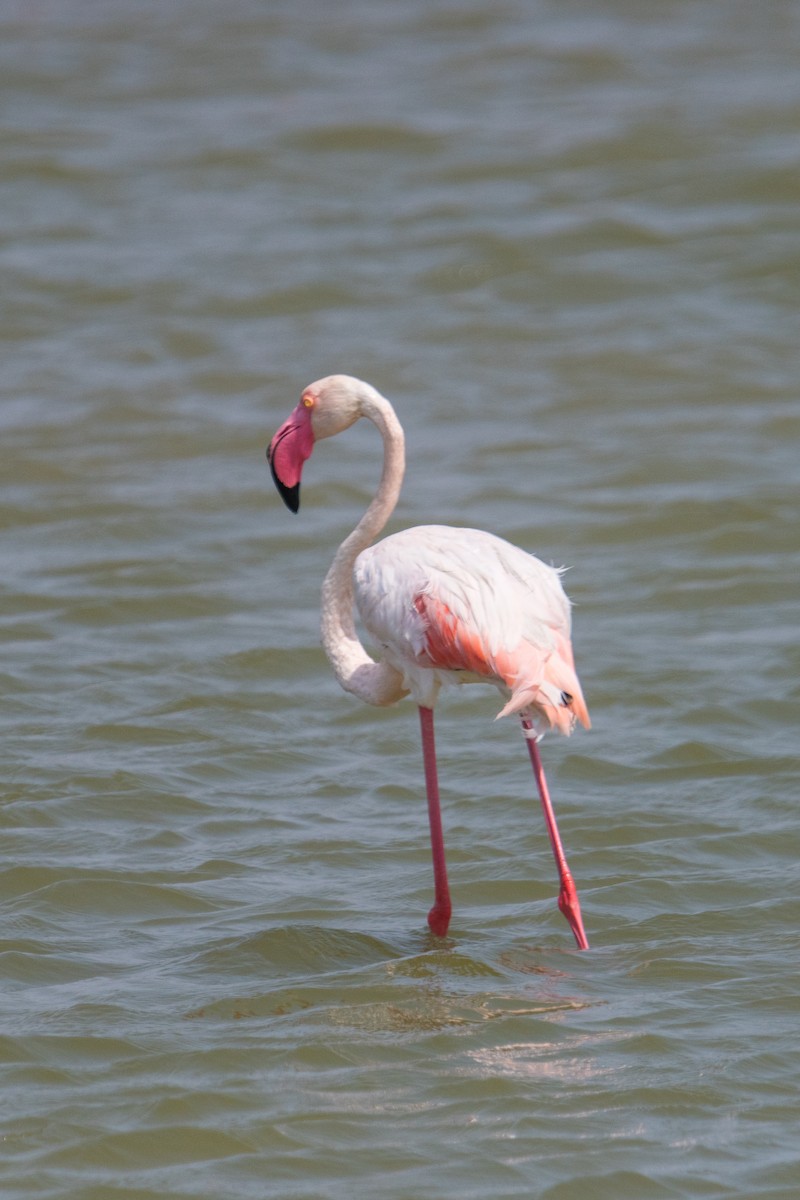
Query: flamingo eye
302 393 314 408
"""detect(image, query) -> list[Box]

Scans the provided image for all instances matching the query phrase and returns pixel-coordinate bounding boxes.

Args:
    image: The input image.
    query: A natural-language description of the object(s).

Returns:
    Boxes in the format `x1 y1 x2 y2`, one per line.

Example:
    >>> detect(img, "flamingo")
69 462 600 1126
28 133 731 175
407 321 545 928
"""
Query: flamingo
267 375 591 949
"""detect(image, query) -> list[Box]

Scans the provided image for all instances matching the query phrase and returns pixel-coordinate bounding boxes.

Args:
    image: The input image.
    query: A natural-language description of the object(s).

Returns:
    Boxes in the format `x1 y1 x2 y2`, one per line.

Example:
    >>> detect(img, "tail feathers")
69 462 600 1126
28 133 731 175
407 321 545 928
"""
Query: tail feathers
410 593 589 737
495 642 590 735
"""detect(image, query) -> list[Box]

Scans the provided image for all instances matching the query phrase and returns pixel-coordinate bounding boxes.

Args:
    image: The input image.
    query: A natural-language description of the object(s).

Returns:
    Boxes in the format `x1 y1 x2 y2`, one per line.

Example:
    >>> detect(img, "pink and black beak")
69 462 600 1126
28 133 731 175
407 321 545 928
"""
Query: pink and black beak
267 402 315 513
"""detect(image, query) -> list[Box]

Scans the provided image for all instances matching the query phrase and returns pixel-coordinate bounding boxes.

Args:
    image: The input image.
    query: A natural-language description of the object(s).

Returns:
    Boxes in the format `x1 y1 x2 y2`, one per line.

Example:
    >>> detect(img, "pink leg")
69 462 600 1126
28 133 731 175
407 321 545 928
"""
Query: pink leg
419 706 452 937
521 717 590 950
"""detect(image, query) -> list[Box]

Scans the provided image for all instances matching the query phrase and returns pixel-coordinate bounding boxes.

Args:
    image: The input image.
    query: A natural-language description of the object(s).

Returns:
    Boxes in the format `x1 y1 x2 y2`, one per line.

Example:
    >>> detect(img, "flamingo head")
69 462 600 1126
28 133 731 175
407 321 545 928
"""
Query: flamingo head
267 375 363 512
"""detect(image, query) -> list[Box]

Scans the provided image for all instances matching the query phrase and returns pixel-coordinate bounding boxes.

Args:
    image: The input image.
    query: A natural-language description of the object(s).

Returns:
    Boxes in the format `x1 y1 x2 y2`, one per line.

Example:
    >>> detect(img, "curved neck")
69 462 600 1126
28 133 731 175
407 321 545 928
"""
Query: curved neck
320 387 408 707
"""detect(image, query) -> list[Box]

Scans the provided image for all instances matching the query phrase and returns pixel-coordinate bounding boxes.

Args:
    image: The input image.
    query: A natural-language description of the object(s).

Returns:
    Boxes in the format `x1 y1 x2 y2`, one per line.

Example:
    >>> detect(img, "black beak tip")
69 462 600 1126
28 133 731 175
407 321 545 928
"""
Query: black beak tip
267 449 300 513
279 482 300 513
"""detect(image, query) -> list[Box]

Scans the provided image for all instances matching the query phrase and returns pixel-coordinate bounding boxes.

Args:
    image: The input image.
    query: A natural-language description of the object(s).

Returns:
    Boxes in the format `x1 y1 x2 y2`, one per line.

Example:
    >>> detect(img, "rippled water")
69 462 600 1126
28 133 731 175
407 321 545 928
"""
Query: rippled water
2 1 799 1197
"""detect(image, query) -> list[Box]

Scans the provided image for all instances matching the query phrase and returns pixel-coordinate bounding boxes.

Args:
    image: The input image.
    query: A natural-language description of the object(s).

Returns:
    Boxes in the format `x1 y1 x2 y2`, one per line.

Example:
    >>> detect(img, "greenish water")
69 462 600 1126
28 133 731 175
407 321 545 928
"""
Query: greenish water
1 2 799 1197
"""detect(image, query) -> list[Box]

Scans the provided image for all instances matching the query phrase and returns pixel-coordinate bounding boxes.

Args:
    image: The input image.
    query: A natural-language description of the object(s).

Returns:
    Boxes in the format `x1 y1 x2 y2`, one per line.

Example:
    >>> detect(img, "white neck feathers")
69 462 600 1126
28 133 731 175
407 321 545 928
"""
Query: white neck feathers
320 385 408 707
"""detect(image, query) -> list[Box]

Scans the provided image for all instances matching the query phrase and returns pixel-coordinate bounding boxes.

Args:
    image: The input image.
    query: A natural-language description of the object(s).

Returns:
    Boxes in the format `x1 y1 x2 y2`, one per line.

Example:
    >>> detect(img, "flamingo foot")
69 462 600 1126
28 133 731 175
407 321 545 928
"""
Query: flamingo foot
427 900 452 938
558 873 590 950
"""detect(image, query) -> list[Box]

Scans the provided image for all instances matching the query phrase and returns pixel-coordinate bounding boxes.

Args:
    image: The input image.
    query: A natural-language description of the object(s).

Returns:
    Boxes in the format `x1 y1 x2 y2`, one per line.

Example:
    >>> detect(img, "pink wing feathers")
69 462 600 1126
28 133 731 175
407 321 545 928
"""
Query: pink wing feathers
354 525 590 735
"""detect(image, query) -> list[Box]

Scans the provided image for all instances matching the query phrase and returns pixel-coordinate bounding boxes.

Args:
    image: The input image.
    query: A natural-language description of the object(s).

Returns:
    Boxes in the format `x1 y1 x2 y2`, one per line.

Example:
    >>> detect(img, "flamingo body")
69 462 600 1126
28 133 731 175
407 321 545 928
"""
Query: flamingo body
267 375 591 948
354 524 589 735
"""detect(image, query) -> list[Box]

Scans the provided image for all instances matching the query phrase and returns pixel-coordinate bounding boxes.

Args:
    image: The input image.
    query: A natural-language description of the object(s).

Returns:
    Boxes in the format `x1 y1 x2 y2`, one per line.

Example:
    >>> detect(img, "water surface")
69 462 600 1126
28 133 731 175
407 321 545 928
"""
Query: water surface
1 2 799 1197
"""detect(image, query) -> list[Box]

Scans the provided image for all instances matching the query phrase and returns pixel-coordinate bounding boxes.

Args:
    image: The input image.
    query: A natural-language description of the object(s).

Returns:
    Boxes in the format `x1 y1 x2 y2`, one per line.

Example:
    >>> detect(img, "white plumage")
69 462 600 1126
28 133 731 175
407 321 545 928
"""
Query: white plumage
354 524 581 731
